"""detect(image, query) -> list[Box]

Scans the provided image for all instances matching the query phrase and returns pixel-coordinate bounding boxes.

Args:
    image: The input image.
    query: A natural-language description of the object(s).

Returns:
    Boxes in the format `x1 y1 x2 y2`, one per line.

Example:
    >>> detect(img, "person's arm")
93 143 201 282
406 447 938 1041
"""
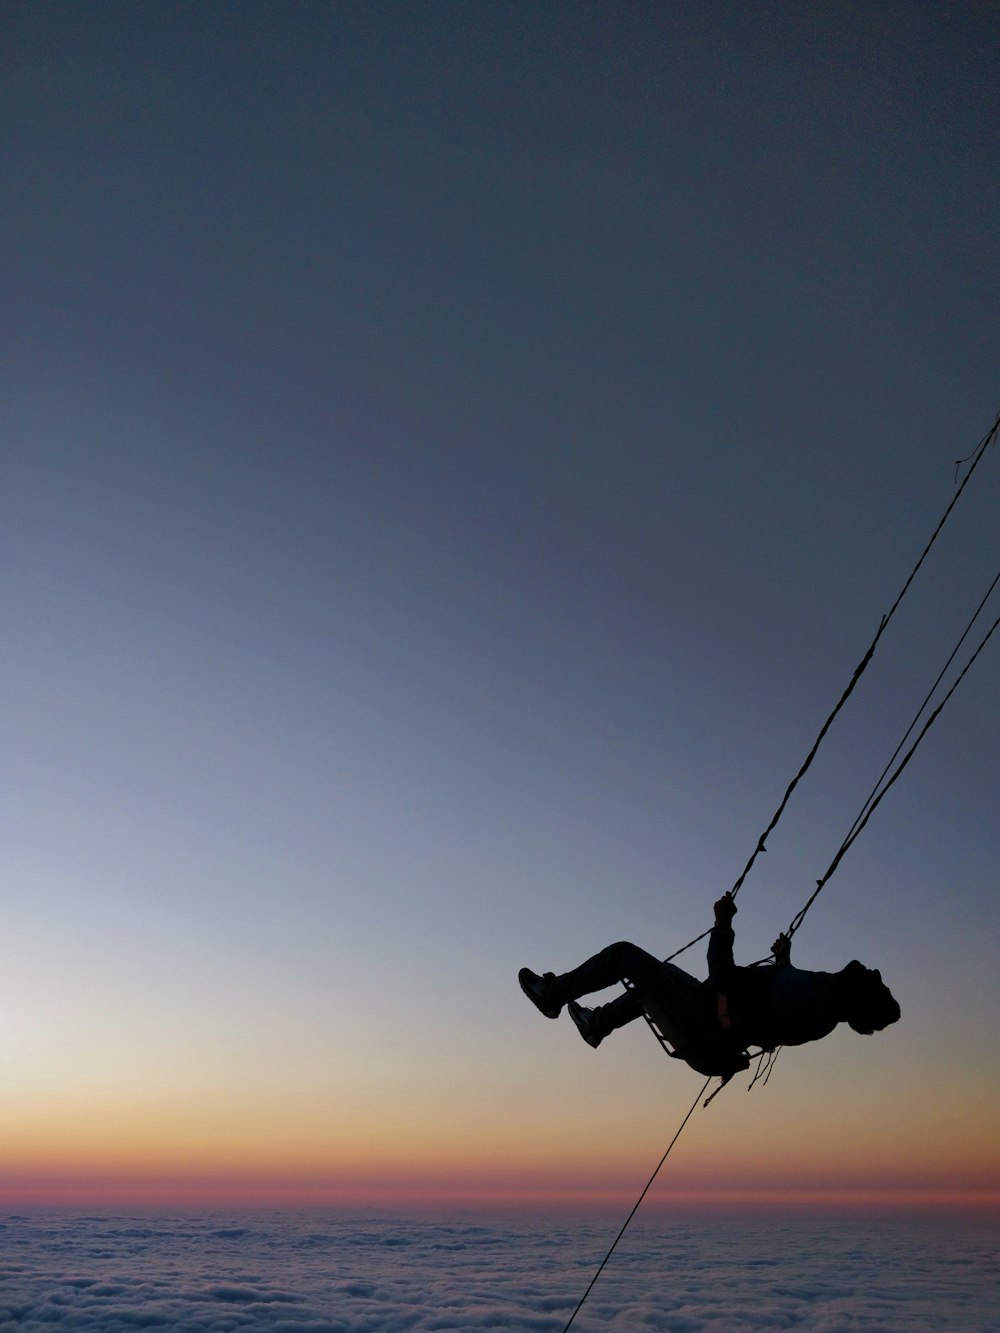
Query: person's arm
770 932 791 967
707 892 738 982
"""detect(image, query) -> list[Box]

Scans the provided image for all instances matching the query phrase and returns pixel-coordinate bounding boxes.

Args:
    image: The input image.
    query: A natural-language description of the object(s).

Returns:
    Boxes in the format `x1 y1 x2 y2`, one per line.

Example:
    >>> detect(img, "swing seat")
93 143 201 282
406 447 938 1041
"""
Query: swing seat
640 992 751 1079
639 993 693 1053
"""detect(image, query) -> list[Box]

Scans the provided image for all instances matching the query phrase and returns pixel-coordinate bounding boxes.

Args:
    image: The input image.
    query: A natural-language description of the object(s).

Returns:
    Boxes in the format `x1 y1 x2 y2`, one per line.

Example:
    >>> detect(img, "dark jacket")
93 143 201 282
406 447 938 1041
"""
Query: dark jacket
706 922 840 1051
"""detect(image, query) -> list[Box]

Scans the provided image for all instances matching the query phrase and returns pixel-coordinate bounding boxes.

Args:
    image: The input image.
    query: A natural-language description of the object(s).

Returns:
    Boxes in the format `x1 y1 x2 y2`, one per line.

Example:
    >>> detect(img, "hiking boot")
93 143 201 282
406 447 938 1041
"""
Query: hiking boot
518 968 562 1019
567 1000 602 1049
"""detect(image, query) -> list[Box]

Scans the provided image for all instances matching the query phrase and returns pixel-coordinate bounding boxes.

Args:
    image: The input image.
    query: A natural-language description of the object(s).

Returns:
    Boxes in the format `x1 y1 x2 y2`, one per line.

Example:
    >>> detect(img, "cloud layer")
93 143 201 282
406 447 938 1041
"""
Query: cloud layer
0 1208 997 1331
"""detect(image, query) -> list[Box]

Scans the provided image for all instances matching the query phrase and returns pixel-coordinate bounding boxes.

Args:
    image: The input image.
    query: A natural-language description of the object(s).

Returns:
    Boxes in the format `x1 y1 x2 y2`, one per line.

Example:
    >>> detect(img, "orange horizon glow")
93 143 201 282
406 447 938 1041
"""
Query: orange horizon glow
7 1025 997 1218
5 1100 998 1211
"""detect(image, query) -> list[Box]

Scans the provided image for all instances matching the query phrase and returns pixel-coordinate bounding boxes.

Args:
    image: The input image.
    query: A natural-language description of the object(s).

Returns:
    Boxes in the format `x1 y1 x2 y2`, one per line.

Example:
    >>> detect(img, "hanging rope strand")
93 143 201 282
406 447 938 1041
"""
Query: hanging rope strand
728 408 999 905
561 1077 711 1333
787 609 1000 939
840 568 1000 851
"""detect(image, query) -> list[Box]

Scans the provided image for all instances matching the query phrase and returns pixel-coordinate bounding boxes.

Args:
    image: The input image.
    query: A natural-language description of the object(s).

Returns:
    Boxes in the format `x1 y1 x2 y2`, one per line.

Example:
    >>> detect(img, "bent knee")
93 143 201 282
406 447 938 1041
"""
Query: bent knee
605 941 653 970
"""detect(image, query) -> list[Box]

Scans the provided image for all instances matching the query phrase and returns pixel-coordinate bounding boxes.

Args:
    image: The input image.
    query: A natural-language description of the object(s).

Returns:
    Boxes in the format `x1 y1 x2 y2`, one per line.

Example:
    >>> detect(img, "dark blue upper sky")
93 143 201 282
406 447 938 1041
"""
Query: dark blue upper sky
3 1 998 1193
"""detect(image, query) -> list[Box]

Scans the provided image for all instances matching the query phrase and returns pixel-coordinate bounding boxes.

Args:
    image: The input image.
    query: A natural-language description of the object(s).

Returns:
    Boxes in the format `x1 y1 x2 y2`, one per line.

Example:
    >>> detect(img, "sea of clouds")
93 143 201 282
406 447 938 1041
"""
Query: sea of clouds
0 1207 996 1331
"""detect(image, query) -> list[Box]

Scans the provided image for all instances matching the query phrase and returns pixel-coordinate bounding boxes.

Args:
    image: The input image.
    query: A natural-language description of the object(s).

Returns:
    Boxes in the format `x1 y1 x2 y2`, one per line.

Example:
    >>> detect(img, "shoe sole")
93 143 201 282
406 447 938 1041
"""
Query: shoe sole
568 1001 601 1048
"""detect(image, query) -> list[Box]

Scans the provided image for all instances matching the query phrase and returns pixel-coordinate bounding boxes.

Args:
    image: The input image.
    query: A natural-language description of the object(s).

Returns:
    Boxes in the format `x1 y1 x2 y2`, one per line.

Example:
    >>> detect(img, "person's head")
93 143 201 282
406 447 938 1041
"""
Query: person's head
838 961 901 1034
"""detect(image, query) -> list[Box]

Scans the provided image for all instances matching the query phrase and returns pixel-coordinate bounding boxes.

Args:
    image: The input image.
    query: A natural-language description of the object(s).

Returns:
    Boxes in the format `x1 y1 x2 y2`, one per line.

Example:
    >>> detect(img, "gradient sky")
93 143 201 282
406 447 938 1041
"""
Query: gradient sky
4 2 998 1211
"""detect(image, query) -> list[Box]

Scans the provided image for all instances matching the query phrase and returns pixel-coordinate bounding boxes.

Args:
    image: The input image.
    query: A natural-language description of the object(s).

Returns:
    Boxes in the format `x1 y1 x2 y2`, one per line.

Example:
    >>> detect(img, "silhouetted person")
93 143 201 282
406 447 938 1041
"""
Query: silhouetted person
518 892 900 1079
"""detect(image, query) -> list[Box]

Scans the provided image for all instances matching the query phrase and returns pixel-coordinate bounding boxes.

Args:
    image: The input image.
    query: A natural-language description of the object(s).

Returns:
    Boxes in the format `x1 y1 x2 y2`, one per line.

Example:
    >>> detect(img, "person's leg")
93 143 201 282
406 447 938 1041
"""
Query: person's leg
520 941 708 1048
558 942 711 1051
567 987 642 1047
596 988 644 1032
555 941 697 1006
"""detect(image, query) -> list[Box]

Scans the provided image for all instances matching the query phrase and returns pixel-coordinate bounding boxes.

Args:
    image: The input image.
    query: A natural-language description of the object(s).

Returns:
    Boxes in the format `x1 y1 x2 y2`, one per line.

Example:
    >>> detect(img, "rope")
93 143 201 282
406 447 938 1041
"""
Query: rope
786 606 999 939
558 410 999 1331
747 1046 781 1091
839 568 1000 854
560 1077 711 1333
575 600 1000 1324
661 407 1000 967
713 580 1000 1078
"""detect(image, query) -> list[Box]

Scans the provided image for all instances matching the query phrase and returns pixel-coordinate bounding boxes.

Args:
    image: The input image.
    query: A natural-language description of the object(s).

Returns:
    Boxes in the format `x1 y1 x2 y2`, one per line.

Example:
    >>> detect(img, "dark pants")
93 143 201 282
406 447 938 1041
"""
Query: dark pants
554 941 714 1051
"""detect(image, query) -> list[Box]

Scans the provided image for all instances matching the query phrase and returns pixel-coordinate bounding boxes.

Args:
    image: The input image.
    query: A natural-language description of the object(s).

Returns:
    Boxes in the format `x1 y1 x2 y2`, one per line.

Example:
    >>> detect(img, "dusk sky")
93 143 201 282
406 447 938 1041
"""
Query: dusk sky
4 2 998 1212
